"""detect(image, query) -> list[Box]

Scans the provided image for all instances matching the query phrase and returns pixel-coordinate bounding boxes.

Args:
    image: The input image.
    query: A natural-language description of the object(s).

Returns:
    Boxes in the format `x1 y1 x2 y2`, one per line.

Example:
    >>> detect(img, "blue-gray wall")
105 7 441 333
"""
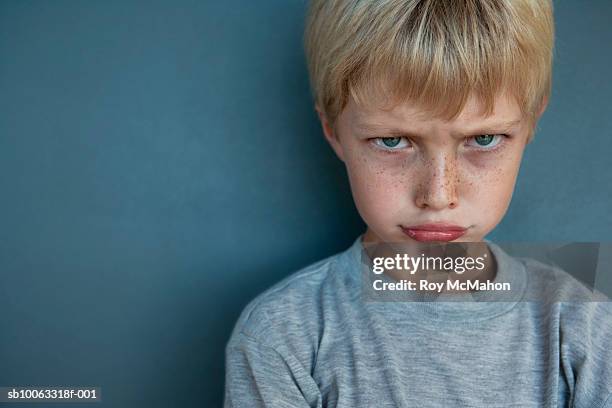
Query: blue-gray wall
0 1 610 406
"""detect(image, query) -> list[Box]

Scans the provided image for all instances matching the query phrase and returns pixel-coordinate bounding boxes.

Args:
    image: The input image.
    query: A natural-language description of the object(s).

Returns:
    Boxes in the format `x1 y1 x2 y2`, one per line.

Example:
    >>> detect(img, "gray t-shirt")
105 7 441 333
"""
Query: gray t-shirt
224 236 612 407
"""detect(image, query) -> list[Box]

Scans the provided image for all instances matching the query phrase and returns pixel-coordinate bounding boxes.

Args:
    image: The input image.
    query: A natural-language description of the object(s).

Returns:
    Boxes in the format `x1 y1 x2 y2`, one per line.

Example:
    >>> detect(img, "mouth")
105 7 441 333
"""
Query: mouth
400 222 467 242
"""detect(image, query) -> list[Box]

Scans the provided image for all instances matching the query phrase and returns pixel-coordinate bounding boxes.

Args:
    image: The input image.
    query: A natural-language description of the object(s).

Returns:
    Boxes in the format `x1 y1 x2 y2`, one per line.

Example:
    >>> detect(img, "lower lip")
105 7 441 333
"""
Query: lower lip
401 227 467 242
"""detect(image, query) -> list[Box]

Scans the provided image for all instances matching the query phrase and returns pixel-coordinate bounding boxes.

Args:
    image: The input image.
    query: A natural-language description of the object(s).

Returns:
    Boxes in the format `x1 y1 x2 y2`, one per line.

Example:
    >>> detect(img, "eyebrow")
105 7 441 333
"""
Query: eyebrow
354 119 522 137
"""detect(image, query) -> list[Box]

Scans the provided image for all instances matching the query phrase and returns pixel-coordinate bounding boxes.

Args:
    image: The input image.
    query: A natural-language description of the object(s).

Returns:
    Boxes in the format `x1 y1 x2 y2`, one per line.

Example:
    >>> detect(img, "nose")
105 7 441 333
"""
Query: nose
415 154 459 210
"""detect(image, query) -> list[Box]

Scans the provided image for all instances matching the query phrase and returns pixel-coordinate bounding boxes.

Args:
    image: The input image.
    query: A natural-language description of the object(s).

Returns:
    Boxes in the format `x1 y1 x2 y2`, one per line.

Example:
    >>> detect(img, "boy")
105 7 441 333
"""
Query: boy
225 0 612 406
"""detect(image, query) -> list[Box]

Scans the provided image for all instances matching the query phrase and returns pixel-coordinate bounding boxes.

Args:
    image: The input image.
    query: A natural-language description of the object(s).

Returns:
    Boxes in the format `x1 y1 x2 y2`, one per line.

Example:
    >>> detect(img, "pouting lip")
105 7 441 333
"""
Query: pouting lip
401 222 467 232
400 226 467 242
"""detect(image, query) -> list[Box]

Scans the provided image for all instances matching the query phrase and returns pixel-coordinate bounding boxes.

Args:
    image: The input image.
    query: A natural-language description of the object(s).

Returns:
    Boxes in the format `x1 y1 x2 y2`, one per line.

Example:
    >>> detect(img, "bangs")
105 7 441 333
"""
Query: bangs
307 0 553 124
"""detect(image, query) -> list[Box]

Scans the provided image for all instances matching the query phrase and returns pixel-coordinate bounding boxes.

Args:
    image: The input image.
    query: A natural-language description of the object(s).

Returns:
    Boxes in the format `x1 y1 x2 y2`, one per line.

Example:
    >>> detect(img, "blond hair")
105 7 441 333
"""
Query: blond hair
304 0 554 128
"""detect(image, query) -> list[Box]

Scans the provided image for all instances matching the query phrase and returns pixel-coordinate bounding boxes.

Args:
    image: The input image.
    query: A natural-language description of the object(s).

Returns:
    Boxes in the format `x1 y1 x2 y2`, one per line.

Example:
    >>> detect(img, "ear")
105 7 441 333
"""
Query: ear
536 95 549 119
316 106 345 162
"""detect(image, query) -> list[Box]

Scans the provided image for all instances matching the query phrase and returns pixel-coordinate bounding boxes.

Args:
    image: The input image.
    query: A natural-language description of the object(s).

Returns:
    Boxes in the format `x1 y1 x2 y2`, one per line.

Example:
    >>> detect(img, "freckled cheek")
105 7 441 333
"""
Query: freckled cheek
344 154 414 221
462 154 522 221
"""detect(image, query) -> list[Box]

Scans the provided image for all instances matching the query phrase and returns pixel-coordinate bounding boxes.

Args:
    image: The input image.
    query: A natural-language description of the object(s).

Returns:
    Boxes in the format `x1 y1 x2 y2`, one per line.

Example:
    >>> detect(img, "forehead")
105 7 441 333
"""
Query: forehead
344 92 526 134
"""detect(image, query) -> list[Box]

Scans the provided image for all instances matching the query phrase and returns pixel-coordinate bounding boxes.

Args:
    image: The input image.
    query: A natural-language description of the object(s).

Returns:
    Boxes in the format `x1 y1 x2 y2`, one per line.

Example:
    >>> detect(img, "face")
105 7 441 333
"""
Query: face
320 92 537 244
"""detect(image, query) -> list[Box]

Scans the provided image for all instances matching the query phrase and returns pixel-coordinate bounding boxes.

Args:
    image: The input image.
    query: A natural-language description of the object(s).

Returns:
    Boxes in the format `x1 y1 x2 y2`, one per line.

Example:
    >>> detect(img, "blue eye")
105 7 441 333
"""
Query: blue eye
466 134 503 149
373 137 411 150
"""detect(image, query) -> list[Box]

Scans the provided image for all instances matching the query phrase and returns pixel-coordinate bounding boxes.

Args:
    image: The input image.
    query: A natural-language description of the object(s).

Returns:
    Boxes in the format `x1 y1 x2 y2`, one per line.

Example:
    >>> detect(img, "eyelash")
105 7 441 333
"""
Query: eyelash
464 134 508 152
370 137 412 152
369 134 509 154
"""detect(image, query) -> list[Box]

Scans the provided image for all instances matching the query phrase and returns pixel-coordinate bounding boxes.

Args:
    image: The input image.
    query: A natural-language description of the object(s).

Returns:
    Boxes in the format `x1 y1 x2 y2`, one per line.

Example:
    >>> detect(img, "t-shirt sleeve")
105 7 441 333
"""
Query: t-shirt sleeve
602 393 612 408
224 332 322 408
561 301 612 408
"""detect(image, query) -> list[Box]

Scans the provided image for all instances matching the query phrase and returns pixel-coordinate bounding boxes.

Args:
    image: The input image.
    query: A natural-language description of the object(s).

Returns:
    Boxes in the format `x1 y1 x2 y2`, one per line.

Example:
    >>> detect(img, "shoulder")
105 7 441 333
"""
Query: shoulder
502 253 612 401
233 253 336 341
227 239 360 353
520 256 612 396
512 255 612 352
518 255 607 303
